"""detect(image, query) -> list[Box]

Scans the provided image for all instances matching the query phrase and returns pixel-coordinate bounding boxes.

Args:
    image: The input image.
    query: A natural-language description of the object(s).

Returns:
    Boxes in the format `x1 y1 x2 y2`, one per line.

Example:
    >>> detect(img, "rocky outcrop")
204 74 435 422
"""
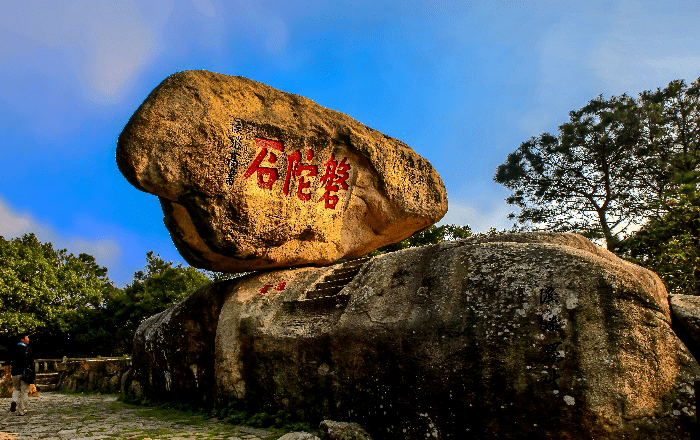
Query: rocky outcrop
277 433 320 440
670 294 700 360
131 280 233 406
320 420 373 440
128 232 700 439
116 70 447 273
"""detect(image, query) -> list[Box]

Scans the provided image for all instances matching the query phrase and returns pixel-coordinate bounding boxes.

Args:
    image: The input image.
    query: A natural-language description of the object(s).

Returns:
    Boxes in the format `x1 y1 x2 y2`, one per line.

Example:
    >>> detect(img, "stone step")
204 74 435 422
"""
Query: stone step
314 276 356 290
329 265 362 277
283 293 351 314
306 286 344 300
35 372 60 392
342 256 371 267
295 256 371 305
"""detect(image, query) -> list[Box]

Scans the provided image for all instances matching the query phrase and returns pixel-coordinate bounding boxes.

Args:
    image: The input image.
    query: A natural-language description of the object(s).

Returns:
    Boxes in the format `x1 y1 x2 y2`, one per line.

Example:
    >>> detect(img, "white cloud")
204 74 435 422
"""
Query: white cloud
438 199 514 232
0 1 163 103
585 1 700 95
192 0 217 18
0 200 33 237
519 1 700 135
0 197 122 273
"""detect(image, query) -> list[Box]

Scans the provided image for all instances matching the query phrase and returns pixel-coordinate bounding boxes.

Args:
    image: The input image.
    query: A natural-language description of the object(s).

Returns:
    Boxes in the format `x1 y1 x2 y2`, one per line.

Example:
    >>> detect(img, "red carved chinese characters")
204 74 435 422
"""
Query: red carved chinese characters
242 137 351 209
243 138 284 189
318 154 350 209
283 149 318 201
258 281 287 295
258 284 274 295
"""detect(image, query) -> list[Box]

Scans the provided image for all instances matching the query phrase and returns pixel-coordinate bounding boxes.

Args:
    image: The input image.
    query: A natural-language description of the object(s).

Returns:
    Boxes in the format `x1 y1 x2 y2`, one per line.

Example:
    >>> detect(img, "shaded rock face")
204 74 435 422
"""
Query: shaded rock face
0 377 11 398
131 281 232 406
320 420 373 440
116 70 447 272
277 433 320 440
131 233 700 439
670 294 700 360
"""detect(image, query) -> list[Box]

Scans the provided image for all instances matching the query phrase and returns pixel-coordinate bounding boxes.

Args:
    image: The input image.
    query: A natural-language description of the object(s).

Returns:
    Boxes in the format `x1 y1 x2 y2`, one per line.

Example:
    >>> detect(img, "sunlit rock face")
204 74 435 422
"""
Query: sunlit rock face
130 233 700 439
116 70 447 272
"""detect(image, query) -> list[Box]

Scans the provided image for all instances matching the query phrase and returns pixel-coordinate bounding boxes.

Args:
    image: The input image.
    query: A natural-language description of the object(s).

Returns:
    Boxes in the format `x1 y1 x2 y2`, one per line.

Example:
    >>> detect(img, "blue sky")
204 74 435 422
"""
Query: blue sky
2 0 700 287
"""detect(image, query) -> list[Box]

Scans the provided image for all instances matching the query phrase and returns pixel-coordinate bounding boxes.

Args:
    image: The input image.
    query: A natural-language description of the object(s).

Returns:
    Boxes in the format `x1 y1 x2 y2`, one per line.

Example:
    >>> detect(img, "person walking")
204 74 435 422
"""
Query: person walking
3 334 34 416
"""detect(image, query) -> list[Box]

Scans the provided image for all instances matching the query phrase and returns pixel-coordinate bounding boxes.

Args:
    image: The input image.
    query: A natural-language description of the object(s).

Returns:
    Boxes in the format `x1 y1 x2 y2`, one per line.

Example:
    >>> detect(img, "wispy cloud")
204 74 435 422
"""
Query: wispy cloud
0 197 122 277
0 1 164 103
439 199 514 232
519 0 700 136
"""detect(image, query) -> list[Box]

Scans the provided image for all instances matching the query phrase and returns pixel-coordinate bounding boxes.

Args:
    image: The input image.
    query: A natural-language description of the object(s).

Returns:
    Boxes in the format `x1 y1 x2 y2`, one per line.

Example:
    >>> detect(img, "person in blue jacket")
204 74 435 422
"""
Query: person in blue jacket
3 334 33 416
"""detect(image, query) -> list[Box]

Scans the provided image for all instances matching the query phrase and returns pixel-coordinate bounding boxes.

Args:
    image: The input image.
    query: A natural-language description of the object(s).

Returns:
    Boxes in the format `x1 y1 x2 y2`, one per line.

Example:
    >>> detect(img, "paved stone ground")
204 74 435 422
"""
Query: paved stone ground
0 392 285 440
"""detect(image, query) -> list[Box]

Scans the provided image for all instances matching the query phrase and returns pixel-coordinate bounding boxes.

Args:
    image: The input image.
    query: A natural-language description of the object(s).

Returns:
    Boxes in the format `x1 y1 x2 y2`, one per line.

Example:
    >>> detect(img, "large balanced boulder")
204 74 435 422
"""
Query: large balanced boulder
116 70 447 272
129 232 700 439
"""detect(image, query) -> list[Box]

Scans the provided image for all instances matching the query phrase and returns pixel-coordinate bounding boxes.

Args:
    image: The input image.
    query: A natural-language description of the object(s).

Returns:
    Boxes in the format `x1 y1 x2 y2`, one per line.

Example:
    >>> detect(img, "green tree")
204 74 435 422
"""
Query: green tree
618 175 700 295
496 78 700 250
636 78 700 212
102 251 211 355
0 233 114 356
368 224 473 255
495 94 643 250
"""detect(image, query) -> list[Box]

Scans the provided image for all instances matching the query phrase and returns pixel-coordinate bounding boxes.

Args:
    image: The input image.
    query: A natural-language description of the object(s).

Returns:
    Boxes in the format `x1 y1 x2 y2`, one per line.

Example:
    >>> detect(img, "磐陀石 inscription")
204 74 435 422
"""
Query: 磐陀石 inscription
242 137 352 210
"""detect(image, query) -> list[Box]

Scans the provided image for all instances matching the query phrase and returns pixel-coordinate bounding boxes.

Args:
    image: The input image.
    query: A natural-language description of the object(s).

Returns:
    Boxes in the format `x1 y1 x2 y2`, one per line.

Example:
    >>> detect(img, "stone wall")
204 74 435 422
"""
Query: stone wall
56 358 132 394
1 358 132 397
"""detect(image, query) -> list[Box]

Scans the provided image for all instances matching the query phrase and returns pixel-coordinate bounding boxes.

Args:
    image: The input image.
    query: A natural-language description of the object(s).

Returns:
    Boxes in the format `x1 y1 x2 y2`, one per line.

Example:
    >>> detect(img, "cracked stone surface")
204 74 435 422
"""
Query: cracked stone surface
0 392 279 440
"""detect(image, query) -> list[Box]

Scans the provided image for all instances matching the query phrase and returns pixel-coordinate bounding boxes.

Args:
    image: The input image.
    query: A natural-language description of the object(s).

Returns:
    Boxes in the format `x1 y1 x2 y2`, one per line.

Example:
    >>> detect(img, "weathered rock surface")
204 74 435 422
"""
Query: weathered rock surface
131 280 232 406
320 420 373 440
116 70 447 272
0 377 11 398
129 232 700 439
670 294 700 360
277 433 320 440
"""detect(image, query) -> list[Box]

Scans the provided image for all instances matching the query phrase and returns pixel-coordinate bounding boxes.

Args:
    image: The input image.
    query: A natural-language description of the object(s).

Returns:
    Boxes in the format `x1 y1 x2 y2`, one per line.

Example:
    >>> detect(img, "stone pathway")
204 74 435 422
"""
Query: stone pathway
0 392 283 440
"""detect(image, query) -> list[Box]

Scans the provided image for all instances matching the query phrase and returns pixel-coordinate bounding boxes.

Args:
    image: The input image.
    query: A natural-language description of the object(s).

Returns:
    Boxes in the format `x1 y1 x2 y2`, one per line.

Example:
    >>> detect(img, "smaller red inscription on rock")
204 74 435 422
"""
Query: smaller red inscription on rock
258 284 274 295
274 282 287 291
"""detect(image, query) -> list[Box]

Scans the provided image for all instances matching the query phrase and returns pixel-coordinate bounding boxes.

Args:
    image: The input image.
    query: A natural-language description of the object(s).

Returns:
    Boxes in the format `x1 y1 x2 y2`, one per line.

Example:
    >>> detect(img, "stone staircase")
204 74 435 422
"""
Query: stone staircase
35 372 60 391
283 256 371 315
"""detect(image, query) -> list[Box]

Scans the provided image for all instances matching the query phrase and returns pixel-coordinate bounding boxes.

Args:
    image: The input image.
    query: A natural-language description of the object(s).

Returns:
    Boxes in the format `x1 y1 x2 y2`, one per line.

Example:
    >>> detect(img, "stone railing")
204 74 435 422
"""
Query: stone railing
55 358 132 394
1 357 132 397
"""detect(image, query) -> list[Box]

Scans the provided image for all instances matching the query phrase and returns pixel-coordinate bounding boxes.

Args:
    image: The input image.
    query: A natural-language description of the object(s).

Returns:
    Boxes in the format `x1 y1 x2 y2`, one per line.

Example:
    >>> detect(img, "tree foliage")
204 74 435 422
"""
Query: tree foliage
369 224 473 256
495 94 645 249
496 77 700 251
96 251 211 355
0 236 212 358
0 233 114 356
0 233 110 336
618 177 700 295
